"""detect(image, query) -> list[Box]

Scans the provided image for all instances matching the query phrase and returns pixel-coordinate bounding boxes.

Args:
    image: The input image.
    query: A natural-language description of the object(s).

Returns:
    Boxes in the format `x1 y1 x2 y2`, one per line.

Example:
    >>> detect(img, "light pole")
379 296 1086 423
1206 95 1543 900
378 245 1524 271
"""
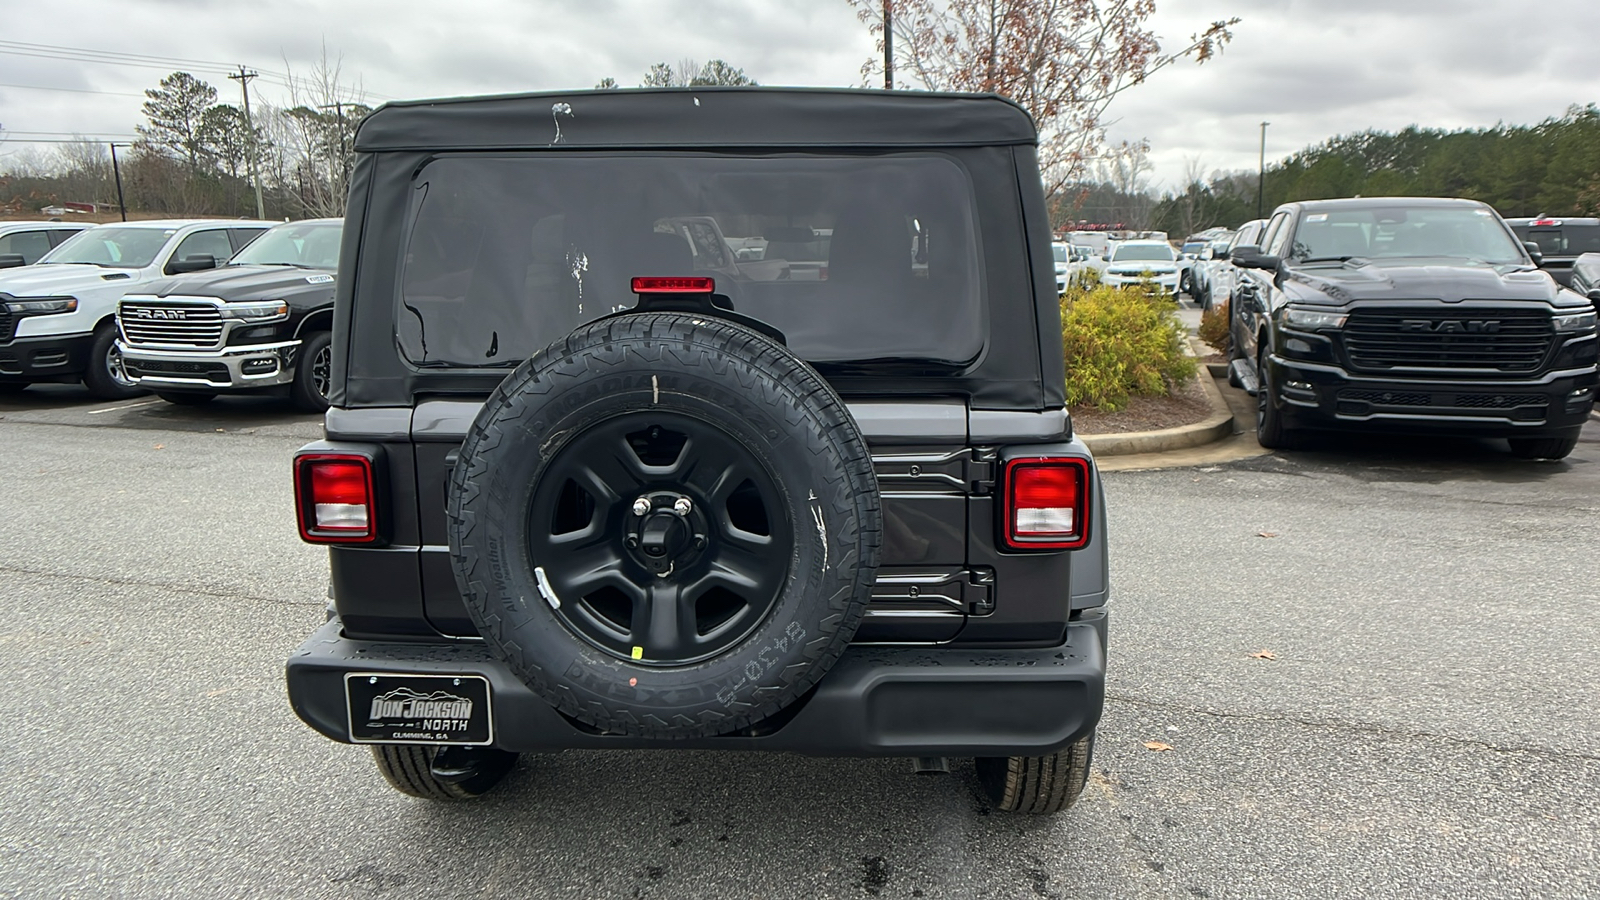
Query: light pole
1257 121 1269 219
108 142 128 222
883 0 894 89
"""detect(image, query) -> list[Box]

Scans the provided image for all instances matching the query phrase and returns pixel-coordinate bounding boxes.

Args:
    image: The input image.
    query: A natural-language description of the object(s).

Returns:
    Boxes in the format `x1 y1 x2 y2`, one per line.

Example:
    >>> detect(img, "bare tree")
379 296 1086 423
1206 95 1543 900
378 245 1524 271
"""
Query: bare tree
638 59 756 87
54 138 114 206
846 0 1237 202
270 47 371 217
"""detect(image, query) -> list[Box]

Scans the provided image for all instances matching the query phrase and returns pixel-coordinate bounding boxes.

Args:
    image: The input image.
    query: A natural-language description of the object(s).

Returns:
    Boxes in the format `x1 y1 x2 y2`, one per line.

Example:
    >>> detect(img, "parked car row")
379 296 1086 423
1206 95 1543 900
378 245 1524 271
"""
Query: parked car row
0 217 340 411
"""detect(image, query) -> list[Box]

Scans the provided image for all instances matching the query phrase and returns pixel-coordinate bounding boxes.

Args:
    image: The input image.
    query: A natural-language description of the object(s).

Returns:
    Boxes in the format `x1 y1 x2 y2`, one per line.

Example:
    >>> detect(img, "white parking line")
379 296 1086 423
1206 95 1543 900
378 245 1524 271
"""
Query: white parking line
85 399 162 416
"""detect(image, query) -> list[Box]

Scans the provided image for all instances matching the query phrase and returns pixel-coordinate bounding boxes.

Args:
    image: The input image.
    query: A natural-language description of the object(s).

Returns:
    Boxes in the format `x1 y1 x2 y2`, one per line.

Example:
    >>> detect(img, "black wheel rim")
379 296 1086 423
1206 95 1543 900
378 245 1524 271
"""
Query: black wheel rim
526 411 792 667
311 343 331 400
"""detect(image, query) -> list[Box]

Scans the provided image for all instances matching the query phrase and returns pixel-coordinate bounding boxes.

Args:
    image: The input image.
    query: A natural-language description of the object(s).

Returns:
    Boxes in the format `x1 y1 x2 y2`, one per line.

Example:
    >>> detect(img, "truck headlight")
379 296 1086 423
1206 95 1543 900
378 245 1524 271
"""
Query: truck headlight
1553 311 1597 333
1281 307 1348 330
4 297 77 314
219 301 289 322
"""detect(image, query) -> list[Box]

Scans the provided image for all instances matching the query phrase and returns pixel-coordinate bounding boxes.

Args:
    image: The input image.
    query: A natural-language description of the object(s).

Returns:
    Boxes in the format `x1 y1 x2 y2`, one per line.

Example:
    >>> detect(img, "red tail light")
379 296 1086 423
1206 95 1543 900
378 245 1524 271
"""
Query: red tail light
295 454 376 543
631 276 715 294
1003 458 1090 550
1532 218 1559 226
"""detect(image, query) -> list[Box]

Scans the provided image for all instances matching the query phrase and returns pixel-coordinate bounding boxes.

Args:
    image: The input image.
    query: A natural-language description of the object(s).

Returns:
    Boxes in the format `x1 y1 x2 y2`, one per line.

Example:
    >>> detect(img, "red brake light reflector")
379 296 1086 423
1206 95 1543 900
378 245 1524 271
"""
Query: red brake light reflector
295 454 376 543
631 276 715 294
1532 218 1560 226
1003 458 1090 550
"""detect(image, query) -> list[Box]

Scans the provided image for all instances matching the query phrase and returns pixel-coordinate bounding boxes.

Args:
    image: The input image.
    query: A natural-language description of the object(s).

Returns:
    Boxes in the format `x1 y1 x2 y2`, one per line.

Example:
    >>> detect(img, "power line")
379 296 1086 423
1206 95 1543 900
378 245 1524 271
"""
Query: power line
0 39 393 101
0 81 146 98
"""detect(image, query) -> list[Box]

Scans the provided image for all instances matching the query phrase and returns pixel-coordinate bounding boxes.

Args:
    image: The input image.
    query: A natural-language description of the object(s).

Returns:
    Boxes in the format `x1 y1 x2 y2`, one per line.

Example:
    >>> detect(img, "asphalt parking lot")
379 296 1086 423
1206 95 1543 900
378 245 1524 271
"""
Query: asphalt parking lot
1 384 1596 899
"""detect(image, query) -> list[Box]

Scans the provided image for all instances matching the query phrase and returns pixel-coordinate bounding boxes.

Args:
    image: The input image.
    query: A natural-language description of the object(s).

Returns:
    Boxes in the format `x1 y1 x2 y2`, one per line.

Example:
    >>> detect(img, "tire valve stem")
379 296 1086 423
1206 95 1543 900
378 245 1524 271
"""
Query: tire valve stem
632 497 651 516
673 498 692 516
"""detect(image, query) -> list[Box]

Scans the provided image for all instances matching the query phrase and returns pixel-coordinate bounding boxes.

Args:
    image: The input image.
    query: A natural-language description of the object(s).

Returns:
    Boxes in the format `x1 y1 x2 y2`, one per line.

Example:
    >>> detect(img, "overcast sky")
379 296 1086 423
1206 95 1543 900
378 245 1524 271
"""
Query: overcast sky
2 0 1597 193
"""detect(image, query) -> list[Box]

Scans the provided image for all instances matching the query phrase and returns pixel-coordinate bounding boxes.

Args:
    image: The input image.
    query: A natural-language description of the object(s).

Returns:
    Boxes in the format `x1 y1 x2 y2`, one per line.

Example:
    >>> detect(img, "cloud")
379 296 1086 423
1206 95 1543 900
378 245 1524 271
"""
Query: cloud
3 0 1596 213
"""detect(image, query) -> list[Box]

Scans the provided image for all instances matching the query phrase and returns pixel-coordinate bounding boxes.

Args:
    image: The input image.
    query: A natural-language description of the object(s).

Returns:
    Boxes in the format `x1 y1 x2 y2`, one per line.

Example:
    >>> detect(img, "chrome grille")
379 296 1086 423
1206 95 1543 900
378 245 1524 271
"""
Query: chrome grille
119 301 224 348
1343 308 1553 374
0 309 14 344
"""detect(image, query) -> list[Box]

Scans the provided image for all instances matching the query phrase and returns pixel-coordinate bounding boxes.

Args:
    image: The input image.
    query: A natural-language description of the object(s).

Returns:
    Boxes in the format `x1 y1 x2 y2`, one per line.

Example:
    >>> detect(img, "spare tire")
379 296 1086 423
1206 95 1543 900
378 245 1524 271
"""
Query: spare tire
448 313 881 739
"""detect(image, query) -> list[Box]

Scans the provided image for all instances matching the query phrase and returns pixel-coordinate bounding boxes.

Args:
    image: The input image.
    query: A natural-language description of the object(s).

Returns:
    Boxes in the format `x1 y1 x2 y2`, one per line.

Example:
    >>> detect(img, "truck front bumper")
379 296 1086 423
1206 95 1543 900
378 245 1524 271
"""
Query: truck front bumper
119 339 300 391
287 609 1107 757
0 332 93 380
1267 355 1598 436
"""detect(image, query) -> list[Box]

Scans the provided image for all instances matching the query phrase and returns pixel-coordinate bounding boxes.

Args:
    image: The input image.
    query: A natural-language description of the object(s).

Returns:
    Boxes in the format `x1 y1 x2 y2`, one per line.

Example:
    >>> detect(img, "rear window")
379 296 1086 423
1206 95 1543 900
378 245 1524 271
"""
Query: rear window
1510 223 1600 258
396 154 982 368
1111 244 1174 263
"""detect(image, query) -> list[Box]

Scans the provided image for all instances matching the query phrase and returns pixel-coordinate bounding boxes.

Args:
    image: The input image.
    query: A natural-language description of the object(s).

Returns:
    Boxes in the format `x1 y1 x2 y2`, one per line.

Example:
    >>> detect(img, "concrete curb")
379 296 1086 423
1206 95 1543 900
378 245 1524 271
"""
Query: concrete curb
1077 363 1235 457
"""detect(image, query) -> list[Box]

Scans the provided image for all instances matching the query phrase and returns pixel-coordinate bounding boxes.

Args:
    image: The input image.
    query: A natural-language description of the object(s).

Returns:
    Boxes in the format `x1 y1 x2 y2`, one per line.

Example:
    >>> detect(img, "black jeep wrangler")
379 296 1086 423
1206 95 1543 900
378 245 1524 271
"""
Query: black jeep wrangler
285 88 1109 815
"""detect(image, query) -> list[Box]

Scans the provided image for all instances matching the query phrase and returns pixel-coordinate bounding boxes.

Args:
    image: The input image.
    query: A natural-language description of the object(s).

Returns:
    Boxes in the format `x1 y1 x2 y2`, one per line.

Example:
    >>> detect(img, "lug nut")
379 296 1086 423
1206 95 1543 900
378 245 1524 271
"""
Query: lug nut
693 535 707 549
632 498 651 516
625 536 639 549
672 498 692 516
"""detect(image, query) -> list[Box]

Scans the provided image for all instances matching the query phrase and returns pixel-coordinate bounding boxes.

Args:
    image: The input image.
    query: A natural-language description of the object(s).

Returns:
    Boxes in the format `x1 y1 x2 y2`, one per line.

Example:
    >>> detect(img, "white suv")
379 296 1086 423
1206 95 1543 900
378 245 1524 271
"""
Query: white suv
0 219 271 398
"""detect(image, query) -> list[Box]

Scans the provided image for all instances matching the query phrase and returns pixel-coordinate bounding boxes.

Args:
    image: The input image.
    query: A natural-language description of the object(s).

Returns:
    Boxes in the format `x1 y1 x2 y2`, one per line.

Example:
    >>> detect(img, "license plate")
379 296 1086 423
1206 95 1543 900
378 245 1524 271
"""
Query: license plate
345 673 493 745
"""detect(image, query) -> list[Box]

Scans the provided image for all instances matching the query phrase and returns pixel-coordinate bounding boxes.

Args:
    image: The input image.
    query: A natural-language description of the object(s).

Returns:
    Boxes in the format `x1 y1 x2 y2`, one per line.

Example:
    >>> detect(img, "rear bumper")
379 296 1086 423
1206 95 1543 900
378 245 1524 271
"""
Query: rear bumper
1267 355 1597 436
119 339 300 390
286 609 1107 757
0 332 93 379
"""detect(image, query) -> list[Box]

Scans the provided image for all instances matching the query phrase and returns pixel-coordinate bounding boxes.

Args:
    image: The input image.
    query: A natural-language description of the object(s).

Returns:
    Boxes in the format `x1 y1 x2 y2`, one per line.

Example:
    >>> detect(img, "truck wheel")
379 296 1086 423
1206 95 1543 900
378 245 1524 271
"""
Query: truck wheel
1254 352 1301 450
370 744 518 800
976 733 1094 815
157 391 216 406
290 331 332 412
1507 430 1581 460
448 312 881 740
82 324 147 400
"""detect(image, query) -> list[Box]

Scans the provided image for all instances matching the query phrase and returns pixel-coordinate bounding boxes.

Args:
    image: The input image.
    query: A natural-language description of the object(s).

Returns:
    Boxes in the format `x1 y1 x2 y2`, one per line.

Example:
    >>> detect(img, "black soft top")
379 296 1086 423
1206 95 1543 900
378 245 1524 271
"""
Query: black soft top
354 87 1037 152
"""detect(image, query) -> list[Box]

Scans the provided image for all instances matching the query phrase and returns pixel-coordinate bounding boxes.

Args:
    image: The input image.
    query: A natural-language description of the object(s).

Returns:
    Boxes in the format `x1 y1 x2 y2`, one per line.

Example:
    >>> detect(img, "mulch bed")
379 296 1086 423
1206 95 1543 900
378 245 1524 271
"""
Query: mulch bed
1071 370 1215 434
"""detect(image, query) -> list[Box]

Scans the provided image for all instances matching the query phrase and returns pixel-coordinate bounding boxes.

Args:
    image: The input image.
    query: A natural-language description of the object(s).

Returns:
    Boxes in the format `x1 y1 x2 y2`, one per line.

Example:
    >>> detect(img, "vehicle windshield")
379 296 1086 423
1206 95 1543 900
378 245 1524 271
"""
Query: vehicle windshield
39 226 174 268
1290 206 1526 264
1509 223 1600 257
398 154 982 368
1111 244 1175 263
231 220 342 268
1052 244 1068 263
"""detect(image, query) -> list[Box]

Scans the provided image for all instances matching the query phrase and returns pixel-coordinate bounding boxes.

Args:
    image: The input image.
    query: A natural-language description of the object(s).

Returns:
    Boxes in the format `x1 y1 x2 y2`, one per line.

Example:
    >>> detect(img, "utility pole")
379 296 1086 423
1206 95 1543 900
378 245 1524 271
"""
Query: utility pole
228 66 267 220
108 142 127 222
883 0 894 90
1257 121 1269 219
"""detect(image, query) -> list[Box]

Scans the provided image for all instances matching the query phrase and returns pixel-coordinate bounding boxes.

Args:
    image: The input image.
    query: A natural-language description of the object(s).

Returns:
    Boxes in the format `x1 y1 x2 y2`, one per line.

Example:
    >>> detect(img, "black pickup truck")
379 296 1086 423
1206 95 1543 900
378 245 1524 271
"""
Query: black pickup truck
1229 197 1597 459
282 88 1109 813
117 218 342 411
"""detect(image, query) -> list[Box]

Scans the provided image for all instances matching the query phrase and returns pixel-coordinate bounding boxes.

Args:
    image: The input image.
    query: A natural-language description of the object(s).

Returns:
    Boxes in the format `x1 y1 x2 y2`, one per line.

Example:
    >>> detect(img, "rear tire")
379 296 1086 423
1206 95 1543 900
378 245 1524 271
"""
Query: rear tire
976 733 1094 816
370 744 518 800
1507 430 1580 460
157 391 217 406
82 324 147 400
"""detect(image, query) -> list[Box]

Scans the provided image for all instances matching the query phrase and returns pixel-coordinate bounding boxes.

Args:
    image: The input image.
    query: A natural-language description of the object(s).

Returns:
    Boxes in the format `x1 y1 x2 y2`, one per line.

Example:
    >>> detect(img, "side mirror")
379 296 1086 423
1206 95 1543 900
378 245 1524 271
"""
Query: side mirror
1587 288 1600 302
166 254 218 275
1100 250 1110 261
1230 245 1282 270
1523 241 1544 265
0 254 26 269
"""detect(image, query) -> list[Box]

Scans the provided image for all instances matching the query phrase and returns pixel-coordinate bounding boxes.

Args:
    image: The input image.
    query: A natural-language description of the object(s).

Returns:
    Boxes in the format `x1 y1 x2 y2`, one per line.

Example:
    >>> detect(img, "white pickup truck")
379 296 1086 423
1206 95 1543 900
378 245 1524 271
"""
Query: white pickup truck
0 219 271 397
